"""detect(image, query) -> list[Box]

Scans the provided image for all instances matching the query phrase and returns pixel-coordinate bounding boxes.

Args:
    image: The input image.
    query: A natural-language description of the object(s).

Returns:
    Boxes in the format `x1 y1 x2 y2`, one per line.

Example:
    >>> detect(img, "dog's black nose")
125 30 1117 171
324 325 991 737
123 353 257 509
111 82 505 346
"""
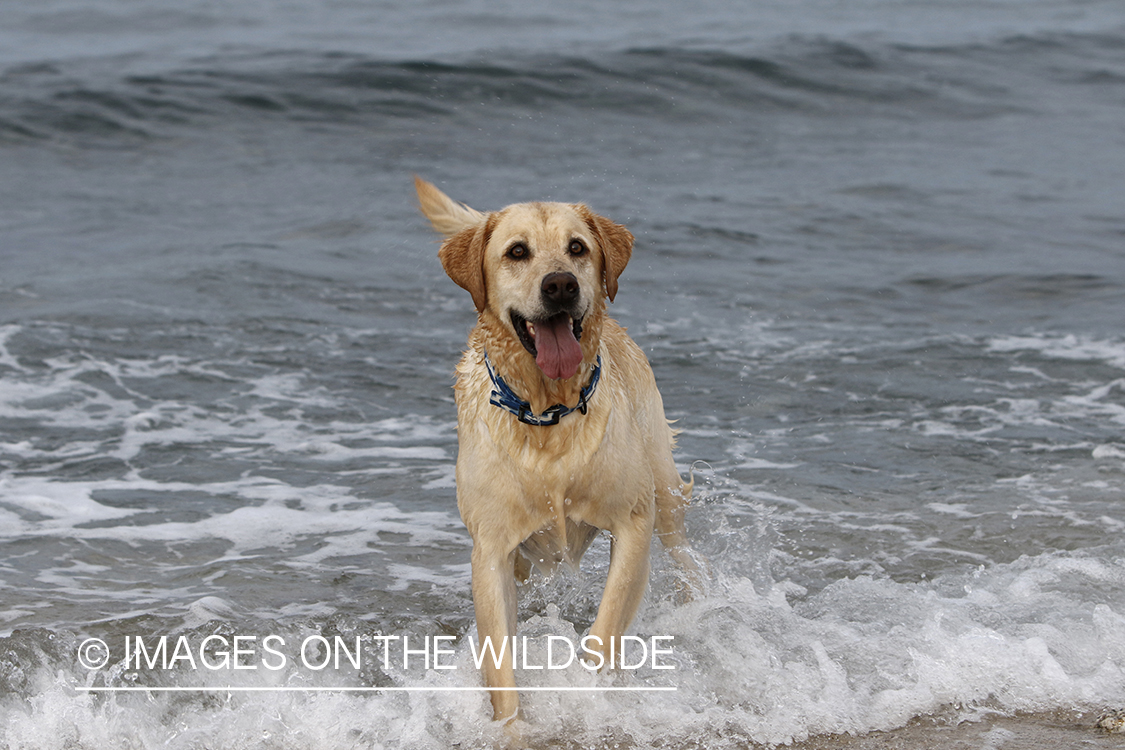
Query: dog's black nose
541 272 579 305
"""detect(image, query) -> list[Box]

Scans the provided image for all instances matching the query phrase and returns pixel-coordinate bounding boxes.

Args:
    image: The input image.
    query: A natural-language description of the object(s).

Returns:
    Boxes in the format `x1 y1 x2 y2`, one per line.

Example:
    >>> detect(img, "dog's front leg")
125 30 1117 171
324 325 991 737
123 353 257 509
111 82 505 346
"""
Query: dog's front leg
470 543 520 722
585 503 654 667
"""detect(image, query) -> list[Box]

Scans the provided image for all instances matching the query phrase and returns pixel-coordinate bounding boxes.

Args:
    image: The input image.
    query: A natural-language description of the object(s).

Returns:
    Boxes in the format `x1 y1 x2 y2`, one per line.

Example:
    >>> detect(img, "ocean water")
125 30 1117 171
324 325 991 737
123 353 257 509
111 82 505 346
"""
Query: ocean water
2 1 1125 747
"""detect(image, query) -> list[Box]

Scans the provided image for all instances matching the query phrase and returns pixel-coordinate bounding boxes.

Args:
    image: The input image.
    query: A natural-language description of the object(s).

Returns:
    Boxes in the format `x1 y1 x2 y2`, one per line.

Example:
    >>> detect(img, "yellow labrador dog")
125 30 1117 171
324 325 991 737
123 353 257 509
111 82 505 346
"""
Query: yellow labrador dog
415 177 702 722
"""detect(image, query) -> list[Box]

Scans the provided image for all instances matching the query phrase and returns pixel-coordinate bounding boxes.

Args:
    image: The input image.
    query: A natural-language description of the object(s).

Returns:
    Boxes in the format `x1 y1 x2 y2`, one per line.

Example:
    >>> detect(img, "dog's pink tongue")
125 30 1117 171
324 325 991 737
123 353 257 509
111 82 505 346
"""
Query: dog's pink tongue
534 315 583 380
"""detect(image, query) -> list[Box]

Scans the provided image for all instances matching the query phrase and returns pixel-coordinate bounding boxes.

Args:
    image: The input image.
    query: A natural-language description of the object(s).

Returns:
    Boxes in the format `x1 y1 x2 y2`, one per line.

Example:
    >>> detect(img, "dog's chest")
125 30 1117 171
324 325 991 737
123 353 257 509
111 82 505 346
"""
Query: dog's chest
477 384 611 475
506 430 627 571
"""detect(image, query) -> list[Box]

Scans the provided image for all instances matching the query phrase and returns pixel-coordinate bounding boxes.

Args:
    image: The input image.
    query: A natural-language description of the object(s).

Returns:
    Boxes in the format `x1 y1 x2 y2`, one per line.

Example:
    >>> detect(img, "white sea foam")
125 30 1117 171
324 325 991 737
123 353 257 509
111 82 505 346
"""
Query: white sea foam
878 335 1125 445
1094 444 1125 460
0 342 454 470
2 547 1123 749
988 334 1125 370
0 474 464 551
0 324 27 372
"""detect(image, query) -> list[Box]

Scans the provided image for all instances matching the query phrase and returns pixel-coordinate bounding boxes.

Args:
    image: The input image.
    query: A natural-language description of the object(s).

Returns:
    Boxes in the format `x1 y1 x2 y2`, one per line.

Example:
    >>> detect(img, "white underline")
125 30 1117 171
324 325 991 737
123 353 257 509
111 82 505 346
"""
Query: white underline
75 686 676 693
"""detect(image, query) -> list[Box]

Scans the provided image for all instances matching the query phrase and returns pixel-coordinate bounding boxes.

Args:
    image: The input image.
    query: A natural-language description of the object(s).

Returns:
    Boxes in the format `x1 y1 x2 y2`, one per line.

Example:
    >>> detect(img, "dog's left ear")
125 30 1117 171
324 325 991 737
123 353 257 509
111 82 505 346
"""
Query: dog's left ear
439 215 494 313
578 206 634 303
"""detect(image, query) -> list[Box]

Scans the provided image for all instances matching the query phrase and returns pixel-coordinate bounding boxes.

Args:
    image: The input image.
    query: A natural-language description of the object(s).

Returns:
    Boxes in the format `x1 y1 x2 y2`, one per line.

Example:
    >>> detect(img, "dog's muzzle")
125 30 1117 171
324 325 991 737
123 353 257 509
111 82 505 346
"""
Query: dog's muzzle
511 272 586 380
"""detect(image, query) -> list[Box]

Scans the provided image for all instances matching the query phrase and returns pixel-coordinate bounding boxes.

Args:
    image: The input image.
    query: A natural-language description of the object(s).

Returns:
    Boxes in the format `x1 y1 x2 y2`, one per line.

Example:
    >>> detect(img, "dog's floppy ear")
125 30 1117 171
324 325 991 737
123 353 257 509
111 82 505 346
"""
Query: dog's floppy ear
416 176 492 312
579 206 634 302
438 216 494 313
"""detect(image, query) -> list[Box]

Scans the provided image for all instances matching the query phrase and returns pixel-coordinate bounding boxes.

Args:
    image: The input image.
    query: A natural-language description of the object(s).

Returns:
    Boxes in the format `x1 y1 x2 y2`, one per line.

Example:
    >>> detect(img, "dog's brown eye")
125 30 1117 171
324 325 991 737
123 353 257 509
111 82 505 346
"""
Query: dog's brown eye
568 240 587 256
507 244 529 260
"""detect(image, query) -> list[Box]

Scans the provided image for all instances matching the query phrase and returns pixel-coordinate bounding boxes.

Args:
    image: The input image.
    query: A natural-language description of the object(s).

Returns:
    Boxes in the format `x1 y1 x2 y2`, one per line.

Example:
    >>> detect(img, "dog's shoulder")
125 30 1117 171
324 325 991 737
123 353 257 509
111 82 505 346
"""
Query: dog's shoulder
598 318 662 401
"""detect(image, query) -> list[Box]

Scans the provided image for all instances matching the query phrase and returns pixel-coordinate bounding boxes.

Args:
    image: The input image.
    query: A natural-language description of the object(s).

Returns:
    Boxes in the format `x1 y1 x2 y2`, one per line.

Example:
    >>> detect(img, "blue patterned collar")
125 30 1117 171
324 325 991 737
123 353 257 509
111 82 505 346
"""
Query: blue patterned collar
483 352 602 426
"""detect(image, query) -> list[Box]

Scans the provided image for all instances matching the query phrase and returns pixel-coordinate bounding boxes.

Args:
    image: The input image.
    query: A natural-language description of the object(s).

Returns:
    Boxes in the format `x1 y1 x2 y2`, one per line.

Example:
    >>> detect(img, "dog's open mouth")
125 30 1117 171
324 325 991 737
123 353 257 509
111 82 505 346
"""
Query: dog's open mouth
511 311 584 380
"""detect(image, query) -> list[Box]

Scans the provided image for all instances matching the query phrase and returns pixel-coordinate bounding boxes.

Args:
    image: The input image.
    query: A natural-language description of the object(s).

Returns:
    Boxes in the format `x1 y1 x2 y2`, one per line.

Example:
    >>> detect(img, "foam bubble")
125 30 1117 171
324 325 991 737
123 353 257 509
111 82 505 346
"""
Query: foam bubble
1094 444 1125 460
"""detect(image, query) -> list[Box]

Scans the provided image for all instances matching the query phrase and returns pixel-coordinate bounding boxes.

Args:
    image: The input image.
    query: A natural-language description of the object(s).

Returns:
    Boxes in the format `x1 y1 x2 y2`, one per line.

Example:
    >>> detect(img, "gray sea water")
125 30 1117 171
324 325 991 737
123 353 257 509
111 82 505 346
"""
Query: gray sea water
2 1 1125 747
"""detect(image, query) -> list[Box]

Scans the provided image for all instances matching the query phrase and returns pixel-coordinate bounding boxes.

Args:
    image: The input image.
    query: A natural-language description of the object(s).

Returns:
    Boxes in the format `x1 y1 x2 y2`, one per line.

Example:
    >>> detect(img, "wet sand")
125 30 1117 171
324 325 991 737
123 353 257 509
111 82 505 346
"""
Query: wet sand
795 710 1123 750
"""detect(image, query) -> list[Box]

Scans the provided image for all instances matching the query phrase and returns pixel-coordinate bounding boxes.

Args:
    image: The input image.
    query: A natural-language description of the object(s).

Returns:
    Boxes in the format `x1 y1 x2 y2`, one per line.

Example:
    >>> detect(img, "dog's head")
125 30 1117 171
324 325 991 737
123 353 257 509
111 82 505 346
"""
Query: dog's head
416 177 633 381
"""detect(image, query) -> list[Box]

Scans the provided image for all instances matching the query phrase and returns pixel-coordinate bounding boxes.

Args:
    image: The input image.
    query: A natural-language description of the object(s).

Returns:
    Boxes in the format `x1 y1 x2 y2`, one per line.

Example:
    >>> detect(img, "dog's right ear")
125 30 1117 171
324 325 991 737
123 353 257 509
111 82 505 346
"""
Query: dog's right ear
438 217 493 313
